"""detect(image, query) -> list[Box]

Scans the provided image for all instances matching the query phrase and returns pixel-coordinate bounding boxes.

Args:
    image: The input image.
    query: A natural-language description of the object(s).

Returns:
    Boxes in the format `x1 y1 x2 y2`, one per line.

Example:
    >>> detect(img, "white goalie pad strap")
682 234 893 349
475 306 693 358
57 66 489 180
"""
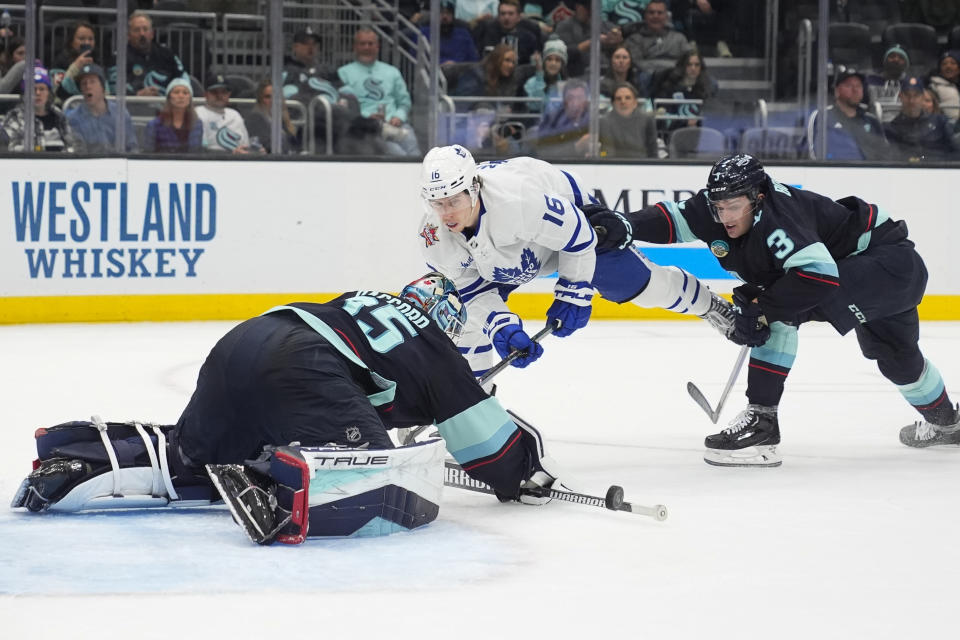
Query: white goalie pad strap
91 415 122 497
151 425 180 501
630 251 710 316
49 468 171 512
133 422 162 497
298 439 446 509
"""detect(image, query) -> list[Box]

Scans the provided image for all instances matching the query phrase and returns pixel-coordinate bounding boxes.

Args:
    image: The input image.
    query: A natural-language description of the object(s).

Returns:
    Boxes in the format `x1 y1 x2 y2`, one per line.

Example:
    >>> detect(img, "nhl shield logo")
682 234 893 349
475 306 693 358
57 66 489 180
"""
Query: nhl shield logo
420 223 440 247
345 426 362 443
710 239 730 258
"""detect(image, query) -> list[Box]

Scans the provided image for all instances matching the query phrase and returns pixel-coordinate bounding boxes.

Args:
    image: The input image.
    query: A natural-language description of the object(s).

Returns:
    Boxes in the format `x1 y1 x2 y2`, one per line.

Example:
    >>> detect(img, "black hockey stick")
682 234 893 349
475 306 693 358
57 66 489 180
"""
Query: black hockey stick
400 321 558 446
444 461 668 521
478 318 560 386
687 344 749 424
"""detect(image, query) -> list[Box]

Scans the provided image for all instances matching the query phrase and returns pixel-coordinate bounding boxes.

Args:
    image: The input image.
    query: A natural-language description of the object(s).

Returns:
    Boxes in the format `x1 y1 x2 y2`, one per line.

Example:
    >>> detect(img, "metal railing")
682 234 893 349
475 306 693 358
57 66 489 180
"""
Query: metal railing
797 19 814 118
56 94 307 153
37 6 218 87
306 94 333 155
218 13 267 79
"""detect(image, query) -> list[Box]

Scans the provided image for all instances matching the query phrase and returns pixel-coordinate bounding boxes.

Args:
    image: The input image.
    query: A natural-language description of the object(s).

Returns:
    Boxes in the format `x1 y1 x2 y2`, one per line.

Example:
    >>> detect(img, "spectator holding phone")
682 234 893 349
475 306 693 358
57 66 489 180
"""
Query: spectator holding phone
50 21 100 105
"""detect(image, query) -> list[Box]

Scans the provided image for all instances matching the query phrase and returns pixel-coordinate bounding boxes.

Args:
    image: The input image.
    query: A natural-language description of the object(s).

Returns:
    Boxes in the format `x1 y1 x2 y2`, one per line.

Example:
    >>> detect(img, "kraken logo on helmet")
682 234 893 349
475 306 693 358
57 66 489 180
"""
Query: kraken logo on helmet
400 272 468 339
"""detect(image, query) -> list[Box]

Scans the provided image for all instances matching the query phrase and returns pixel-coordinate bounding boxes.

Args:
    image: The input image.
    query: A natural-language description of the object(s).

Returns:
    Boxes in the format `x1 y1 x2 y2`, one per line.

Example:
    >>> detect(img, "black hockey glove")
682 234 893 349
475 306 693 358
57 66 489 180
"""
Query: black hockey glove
581 203 633 252
729 286 770 347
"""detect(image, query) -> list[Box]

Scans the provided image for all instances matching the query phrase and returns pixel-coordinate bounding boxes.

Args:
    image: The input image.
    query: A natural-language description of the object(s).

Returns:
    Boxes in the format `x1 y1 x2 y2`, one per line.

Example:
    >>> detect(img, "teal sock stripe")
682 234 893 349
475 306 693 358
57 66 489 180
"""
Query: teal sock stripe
751 321 798 369
898 359 946 407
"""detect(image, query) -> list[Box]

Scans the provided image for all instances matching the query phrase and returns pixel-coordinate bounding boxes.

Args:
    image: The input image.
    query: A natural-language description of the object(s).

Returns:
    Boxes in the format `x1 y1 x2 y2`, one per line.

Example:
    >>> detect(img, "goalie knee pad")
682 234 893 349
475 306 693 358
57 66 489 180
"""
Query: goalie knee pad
209 439 447 545
11 416 215 513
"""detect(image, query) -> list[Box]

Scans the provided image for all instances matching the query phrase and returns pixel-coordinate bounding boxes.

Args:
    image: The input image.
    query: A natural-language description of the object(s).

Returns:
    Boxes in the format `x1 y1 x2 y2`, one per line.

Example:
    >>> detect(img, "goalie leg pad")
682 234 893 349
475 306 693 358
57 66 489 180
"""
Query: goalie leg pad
11 416 215 512
211 440 447 545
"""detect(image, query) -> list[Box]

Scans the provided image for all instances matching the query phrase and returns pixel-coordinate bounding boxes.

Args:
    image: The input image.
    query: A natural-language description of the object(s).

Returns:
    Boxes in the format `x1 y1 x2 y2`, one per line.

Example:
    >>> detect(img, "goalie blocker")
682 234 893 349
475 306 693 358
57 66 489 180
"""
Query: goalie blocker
207 439 447 544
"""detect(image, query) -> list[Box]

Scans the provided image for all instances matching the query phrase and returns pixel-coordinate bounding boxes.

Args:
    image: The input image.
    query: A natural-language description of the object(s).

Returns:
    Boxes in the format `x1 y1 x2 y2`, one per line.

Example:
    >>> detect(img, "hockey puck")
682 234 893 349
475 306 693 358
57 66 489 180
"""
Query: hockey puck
604 485 625 510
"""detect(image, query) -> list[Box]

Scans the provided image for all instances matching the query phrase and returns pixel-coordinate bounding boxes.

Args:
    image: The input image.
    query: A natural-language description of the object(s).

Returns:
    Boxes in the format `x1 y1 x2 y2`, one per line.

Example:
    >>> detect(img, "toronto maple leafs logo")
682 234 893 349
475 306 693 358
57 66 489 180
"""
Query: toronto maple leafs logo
492 248 541 284
420 223 439 247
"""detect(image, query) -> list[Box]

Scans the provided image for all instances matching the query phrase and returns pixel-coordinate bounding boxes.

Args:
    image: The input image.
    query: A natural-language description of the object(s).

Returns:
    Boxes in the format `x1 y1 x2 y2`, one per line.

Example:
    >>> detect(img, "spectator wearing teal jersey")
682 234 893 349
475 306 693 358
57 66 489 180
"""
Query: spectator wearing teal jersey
337 27 420 156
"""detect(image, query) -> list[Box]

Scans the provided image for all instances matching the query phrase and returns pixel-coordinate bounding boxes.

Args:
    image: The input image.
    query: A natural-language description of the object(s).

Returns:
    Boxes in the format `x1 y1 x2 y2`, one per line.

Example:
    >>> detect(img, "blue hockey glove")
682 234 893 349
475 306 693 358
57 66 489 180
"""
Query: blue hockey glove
730 287 770 347
547 279 593 337
581 203 633 252
487 313 543 368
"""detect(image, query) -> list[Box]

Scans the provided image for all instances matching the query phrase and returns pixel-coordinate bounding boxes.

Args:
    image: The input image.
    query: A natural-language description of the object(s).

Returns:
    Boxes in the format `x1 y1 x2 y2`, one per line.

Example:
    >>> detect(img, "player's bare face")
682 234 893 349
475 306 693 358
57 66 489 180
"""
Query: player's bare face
713 195 755 238
429 192 477 232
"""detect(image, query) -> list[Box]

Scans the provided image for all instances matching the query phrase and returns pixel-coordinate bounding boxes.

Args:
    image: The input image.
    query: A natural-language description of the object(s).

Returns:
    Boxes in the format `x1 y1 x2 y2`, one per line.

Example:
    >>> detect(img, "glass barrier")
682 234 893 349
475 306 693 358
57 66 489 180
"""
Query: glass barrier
0 0 957 163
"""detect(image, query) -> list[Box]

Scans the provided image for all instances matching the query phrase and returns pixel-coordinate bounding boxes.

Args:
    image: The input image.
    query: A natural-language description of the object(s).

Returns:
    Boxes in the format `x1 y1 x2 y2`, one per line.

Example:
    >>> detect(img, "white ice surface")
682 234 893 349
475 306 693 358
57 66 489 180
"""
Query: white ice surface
1 320 958 639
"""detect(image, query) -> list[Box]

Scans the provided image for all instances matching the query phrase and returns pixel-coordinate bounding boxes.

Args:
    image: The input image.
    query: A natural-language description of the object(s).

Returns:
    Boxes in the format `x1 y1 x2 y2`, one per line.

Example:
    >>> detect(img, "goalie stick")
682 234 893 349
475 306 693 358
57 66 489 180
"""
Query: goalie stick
444 460 668 521
687 344 749 424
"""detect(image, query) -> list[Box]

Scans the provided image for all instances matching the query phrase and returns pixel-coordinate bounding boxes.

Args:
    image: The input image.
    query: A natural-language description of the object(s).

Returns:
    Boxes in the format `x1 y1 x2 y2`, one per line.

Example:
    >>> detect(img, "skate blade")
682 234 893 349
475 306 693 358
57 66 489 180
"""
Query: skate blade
206 464 273 545
10 477 30 509
704 445 782 468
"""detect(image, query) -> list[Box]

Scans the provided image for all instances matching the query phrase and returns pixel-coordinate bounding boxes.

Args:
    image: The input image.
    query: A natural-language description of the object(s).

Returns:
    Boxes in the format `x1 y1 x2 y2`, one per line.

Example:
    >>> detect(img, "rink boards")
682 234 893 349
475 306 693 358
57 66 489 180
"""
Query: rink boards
0 158 957 323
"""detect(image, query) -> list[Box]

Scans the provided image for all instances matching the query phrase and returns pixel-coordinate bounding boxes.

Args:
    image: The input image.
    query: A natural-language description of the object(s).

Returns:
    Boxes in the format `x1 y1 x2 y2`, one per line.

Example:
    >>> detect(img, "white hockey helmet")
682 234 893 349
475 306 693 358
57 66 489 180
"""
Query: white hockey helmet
420 145 480 207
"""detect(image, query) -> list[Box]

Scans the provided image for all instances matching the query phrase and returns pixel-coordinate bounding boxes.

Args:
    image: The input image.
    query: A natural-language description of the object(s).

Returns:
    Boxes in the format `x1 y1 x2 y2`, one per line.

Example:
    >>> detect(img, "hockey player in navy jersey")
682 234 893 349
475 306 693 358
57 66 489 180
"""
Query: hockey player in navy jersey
12 273 566 543
417 144 735 378
587 153 959 466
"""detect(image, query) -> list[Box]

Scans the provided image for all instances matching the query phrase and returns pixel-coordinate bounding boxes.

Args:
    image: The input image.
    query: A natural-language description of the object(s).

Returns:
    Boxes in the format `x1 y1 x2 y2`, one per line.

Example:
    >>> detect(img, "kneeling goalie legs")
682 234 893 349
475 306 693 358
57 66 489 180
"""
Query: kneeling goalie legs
704 404 782 467
209 440 447 545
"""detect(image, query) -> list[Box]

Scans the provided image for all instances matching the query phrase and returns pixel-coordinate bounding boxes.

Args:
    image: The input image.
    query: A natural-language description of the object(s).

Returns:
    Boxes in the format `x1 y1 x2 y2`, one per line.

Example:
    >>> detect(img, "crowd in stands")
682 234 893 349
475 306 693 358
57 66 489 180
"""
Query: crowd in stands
0 1 959 162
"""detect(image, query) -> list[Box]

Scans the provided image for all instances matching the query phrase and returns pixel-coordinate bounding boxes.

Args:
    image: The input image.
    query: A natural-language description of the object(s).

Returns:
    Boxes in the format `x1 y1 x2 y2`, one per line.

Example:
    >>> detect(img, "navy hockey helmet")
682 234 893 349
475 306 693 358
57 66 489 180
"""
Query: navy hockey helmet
706 153 767 221
401 272 467 339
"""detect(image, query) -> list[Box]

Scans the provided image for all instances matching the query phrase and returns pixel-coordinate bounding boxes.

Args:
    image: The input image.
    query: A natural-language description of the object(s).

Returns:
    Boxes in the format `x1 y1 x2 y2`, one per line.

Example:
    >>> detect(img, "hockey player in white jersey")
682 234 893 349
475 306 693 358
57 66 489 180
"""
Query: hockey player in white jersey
417 145 735 376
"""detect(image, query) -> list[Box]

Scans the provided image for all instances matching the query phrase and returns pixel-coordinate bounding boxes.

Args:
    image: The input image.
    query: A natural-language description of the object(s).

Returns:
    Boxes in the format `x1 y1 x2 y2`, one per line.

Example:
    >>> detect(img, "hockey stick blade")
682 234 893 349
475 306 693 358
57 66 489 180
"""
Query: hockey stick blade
687 344 750 424
444 461 667 521
686 381 719 423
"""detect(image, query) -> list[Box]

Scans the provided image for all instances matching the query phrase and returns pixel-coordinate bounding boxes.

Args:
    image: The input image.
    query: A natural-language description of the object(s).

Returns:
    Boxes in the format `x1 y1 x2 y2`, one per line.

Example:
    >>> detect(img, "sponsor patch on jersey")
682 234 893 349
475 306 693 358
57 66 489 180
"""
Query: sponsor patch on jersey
710 240 730 258
420 223 439 247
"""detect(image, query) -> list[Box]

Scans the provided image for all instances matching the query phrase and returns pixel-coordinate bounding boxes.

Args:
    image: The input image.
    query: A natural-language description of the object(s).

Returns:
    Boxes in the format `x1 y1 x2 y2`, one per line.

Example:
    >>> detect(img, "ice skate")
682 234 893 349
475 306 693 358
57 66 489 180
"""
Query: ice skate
207 464 280 544
704 404 782 467
699 291 736 338
899 406 960 448
11 458 93 512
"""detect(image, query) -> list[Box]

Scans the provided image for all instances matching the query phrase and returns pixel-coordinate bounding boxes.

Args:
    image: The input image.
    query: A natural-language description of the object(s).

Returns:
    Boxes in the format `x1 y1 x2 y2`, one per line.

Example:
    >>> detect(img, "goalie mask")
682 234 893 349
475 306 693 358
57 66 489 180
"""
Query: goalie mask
706 153 767 222
401 272 467 339
420 145 480 208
